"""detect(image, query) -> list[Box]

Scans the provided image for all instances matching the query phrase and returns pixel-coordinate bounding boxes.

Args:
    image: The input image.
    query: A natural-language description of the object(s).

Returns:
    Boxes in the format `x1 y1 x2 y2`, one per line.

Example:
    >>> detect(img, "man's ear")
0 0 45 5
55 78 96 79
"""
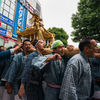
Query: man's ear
53 48 57 53
84 46 89 52
35 44 38 48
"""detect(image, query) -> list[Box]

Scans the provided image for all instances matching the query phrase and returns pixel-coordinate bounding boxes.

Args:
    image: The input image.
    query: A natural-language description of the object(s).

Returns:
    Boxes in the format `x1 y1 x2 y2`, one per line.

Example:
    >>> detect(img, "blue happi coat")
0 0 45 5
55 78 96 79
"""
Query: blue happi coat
0 59 6 86
21 51 44 100
32 52 70 100
90 58 100 91
0 50 11 61
0 60 6 80
7 51 27 95
1 55 14 79
59 51 93 100
21 51 40 83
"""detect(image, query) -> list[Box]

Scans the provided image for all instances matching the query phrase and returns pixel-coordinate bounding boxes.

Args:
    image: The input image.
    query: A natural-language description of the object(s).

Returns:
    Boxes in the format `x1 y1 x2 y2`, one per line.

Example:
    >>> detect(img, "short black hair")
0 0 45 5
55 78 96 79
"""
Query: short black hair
23 39 31 45
13 44 19 48
0 45 4 48
32 40 38 46
79 37 93 51
7 46 13 50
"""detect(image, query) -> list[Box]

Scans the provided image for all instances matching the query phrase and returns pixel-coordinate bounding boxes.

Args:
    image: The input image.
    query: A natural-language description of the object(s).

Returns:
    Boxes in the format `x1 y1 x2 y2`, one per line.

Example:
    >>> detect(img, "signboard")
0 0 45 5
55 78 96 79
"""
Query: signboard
6 31 12 38
0 21 1 27
26 0 36 9
17 0 26 6
0 27 7 36
26 1 35 13
18 0 35 14
0 14 14 27
13 1 27 38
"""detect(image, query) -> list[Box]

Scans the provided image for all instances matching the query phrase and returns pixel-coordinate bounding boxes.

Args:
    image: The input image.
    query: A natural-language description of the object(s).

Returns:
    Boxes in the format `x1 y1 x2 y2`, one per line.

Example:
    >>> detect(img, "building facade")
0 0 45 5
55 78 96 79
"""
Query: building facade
0 0 42 48
0 0 16 48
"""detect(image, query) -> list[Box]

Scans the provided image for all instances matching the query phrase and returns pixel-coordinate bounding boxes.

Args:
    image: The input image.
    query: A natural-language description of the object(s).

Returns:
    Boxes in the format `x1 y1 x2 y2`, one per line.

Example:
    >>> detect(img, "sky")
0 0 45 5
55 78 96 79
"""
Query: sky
39 0 80 47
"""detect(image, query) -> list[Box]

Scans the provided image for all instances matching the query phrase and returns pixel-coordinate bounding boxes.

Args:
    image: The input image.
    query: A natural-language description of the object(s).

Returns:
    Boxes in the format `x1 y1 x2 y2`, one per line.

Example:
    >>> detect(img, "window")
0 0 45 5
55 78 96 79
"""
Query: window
0 22 7 30
1 1 4 8
0 38 5 46
5 0 10 6
11 3 15 10
11 0 16 4
4 4 9 12
36 3 40 12
2 0 4 3
3 10 8 17
0 8 3 14
9 14 13 20
7 25 12 32
5 40 16 48
0 0 15 21
9 8 14 15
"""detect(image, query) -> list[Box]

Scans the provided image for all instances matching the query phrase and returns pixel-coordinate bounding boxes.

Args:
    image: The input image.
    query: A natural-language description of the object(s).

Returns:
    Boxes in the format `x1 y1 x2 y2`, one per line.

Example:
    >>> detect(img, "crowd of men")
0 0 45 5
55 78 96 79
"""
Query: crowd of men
0 37 100 100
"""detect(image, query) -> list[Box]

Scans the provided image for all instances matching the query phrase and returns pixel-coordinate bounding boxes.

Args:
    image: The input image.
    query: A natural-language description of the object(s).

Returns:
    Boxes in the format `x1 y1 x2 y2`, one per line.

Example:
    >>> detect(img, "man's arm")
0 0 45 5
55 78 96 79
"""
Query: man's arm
18 82 25 99
6 55 20 94
66 45 74 52
59 64 78 100
19 53 38 99
1 55 14 79
7 55 20 83
0 43 22 61
33 54 61 69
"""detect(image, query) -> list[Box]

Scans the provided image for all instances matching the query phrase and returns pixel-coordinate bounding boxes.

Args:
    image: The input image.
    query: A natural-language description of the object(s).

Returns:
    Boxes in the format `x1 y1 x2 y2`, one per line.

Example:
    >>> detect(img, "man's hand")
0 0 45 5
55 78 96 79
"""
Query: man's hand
7 82 12 94
5 81 8 88
29 48 36 53
45 54 61 62
66 45 74 52
18 83 25 99
14 43 23 53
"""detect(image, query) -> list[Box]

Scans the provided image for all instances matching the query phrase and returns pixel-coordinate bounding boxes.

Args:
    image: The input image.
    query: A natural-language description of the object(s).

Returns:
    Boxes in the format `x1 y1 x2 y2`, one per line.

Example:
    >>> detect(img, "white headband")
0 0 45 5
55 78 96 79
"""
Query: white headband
35 40 43 46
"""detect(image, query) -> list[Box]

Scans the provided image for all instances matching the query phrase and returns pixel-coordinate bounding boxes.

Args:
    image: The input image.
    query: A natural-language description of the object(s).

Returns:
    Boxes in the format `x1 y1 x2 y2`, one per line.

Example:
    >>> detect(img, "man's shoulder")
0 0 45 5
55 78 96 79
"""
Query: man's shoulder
44 53 53 57
16 52 23 56
89 57 97 61
90 57 100 65
28 51 38 58
67 53 83 66
13 52 23 60
69 53 81 60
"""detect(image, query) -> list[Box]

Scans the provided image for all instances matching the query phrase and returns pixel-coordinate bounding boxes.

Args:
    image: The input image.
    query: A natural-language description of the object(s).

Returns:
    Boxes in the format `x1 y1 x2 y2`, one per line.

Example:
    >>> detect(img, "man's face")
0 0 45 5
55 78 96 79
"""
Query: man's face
95 46 100 53
37 41 44 50
23 41 31 52
88 39 97 57
53 44 65 56
0 47 4 51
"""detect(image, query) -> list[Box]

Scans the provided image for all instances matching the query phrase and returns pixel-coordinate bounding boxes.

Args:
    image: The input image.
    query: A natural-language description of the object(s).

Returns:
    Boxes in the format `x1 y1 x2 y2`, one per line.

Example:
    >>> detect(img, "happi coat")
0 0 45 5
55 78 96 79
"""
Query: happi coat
32 52 70 100
1 55 14 79
59 51 93 100
0 50 11 61
21 51 44 100
0 60 6 80
7 51 27 95
90 58 100 91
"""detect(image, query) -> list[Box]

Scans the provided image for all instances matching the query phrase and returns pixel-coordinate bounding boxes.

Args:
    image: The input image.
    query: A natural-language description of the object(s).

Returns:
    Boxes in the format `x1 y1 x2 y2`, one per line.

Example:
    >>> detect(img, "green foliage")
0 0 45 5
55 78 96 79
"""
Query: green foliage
71 0 100 42
49 27 69 47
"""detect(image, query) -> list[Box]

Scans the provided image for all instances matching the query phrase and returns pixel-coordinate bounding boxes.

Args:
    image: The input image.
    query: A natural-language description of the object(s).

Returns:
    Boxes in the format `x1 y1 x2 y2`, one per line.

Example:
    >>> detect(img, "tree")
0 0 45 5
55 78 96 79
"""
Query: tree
71 0 100 42
49 27 69 47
